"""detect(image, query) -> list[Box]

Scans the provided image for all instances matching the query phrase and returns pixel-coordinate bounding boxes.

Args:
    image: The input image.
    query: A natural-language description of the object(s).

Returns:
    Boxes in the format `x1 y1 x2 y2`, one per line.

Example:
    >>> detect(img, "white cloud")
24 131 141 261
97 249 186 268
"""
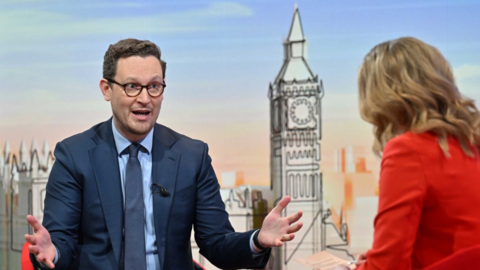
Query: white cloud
201 2 252 17
0 2 253 43
74 2 151 8
0 0 45 4
454 64 480 80
454 65 480 103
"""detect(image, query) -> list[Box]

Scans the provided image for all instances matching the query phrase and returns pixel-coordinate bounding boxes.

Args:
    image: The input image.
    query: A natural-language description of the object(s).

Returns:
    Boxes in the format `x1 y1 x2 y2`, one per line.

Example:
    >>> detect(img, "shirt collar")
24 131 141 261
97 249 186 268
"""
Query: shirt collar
112 120 153 155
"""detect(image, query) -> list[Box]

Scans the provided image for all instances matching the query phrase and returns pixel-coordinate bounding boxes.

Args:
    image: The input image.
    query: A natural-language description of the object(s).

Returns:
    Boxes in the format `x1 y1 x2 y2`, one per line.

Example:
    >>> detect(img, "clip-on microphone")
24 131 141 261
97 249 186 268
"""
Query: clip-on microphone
150 183 170 197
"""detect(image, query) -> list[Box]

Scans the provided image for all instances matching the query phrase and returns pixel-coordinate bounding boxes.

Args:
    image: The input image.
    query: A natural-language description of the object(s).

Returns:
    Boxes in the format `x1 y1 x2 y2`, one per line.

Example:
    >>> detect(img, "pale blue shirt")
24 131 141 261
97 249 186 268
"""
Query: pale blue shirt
112 121 159 270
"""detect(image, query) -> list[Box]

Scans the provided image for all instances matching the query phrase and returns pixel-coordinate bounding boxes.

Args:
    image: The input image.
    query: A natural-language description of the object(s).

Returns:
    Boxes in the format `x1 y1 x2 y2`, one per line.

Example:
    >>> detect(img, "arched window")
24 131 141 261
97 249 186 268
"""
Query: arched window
287 174 294 196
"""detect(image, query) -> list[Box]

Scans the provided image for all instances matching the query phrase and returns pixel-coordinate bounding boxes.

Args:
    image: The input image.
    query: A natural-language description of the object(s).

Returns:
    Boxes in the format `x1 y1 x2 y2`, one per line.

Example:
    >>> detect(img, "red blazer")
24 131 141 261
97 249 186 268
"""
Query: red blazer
358 132 480 270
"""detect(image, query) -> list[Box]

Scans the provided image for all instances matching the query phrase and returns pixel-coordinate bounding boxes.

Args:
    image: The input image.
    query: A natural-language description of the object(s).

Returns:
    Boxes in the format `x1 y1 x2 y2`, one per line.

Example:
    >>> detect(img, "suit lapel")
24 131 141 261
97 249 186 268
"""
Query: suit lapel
151 124 180 269
89 119 123 265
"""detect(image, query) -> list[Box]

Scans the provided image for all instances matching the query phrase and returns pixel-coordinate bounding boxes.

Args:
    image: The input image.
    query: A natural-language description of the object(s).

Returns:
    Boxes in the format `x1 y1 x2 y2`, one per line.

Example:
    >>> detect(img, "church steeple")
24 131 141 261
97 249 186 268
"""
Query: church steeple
273 5 315 87
286 5 305 43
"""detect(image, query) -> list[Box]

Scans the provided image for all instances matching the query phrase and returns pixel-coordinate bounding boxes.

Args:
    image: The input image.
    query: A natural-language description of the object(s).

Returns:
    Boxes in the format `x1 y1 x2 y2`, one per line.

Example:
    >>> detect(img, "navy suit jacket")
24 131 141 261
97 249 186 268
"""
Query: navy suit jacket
32 119 269 270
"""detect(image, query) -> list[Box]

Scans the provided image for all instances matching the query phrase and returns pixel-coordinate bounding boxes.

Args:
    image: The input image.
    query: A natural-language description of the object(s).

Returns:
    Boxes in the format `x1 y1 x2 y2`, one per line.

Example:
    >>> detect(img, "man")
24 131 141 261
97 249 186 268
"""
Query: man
24 38 303 270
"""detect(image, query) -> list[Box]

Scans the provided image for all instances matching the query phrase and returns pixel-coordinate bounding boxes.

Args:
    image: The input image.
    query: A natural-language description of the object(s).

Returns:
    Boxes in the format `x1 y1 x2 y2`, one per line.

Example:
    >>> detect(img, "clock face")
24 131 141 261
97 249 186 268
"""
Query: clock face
289 98 314 125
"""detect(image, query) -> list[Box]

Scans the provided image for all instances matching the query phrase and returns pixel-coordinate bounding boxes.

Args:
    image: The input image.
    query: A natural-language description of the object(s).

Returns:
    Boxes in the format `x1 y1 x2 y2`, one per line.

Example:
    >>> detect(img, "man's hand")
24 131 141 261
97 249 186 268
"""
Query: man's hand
25 215 56 269
254 196 303 251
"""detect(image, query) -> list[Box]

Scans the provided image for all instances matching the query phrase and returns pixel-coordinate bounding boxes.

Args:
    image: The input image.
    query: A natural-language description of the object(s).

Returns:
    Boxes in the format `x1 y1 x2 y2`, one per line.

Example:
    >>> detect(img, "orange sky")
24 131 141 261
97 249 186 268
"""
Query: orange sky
1 101 380 187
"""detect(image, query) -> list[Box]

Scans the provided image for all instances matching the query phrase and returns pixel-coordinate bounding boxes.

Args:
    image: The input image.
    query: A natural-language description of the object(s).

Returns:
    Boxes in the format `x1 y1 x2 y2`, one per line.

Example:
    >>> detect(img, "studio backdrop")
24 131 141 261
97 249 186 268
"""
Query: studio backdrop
1 1 479 269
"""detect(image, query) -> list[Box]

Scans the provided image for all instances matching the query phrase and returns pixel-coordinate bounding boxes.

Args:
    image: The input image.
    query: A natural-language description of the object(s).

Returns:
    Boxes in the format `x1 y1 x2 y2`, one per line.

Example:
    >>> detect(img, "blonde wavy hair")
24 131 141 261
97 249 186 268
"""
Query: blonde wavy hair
358 37 480 157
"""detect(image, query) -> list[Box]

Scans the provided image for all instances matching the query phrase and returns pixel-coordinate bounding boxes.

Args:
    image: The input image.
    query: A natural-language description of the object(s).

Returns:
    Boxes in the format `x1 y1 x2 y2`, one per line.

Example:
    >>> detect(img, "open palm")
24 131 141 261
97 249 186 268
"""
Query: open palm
258 196 303 248
25 215 56 269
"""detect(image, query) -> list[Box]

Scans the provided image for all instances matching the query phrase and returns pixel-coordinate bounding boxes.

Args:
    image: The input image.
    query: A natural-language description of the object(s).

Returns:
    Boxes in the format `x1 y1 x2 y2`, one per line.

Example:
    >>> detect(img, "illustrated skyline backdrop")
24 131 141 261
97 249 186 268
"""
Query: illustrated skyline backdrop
1 0 480 185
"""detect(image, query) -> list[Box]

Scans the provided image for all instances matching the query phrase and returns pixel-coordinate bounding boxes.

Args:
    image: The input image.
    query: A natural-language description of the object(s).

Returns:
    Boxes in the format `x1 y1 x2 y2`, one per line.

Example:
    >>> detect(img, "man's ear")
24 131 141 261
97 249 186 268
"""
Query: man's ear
99 79 112 101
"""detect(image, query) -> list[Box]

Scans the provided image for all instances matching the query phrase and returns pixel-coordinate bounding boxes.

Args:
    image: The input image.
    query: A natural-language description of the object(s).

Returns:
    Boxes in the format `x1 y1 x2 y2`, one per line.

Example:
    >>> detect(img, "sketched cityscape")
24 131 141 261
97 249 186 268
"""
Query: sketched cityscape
0 6 378 270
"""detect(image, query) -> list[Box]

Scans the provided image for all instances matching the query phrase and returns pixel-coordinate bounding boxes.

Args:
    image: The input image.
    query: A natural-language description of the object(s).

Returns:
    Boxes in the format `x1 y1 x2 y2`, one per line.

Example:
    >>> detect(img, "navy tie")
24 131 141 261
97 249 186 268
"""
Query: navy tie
124 143 147 270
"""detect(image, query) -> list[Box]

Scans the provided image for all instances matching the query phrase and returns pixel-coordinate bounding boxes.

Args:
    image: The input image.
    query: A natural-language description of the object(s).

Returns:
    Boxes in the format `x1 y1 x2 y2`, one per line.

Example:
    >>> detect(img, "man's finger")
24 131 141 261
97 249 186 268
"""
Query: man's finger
273 196 291 214
286 221 303 234
28 245 40 255
43 259 55 269
281 233 295 242
25 234 37 245
286 210 303 224
26 215 43 232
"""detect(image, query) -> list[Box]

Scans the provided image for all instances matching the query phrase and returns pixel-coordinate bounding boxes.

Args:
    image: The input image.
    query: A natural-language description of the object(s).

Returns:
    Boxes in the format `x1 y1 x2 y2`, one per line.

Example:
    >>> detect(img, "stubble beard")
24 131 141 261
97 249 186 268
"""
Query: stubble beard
113 112 155 140
126 118 154 136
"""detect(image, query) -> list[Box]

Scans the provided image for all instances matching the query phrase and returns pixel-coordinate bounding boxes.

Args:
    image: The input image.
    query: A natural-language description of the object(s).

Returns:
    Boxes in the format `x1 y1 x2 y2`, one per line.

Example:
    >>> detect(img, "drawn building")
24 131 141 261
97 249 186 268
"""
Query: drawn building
268 5 324 269
324 146 378 255
0 140 53 270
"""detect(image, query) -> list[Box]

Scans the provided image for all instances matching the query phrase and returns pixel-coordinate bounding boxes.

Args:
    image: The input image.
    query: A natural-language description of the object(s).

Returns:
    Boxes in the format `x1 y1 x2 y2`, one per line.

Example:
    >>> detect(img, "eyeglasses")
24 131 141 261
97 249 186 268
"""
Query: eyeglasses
105 78 166 97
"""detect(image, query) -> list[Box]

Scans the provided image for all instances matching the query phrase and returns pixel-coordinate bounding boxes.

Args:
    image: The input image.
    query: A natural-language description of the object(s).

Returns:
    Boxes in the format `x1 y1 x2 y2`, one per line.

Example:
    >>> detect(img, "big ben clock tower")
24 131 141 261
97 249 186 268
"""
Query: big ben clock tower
268 5 324 269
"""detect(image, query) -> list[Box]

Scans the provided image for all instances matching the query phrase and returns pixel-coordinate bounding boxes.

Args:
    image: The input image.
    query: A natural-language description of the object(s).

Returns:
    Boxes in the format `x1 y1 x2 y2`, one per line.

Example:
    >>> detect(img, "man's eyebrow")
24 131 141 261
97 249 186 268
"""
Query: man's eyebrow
151 76 164 81
122 76 164 82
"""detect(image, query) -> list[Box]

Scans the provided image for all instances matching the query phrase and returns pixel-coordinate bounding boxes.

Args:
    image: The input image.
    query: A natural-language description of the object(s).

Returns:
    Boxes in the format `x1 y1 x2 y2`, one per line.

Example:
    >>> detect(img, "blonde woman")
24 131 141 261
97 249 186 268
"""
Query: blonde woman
340 37 480 270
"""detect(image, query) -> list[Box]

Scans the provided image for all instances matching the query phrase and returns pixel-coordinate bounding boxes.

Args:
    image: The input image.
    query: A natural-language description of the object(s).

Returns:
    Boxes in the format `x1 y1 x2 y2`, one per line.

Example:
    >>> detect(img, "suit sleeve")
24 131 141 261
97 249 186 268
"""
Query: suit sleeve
357 137 426 270
32 141 82 270
193 143 270 269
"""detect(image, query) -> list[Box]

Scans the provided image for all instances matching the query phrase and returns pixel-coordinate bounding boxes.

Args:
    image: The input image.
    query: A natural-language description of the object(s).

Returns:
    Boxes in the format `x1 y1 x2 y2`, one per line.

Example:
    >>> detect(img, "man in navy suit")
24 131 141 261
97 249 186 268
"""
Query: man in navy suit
24 38 303 270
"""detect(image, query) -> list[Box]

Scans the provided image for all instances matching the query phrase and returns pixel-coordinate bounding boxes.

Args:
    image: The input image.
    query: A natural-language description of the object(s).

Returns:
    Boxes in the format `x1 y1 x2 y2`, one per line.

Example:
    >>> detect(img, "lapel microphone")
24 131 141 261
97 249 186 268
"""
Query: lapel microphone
150 183 170 197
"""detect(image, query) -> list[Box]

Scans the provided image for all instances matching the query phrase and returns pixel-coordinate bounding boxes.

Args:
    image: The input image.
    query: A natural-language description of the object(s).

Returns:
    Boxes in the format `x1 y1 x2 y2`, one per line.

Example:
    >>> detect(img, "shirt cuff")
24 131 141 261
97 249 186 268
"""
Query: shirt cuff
53 244 59 264
250 229 269 255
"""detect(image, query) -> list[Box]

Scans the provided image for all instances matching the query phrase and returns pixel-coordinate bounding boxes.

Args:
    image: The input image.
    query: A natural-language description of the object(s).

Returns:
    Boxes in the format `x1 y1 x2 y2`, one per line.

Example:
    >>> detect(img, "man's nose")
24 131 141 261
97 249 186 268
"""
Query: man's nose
136 87 151 104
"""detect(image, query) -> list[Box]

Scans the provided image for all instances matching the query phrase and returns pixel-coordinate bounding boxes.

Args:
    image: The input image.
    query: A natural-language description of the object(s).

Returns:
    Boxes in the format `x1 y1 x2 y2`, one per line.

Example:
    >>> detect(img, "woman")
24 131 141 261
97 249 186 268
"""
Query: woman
348 37 480 270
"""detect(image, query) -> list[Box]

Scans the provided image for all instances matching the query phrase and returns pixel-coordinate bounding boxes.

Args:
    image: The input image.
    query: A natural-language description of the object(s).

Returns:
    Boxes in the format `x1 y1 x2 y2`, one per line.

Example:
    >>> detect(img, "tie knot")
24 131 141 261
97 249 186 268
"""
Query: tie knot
128 143 142 158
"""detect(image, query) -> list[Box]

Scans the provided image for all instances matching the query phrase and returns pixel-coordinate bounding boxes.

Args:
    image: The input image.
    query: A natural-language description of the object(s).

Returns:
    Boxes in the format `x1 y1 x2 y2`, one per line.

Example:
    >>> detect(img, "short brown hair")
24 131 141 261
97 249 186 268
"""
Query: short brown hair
103 38 166 79
358 37 480 157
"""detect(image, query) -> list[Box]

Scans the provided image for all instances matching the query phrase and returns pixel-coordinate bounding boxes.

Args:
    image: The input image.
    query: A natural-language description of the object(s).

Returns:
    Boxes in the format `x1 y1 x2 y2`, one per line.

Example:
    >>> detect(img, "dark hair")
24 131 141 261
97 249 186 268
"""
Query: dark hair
103 38 167 79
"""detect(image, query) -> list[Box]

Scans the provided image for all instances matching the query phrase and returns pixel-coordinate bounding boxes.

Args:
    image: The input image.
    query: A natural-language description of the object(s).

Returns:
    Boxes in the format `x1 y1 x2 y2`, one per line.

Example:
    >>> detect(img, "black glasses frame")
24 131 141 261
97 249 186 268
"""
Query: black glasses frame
105 78 166 97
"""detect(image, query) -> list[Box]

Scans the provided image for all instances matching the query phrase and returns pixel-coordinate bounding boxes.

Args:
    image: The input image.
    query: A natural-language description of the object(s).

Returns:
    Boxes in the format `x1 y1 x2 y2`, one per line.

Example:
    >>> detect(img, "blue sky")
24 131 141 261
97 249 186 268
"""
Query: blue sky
1 0 480 182
1 0 479 104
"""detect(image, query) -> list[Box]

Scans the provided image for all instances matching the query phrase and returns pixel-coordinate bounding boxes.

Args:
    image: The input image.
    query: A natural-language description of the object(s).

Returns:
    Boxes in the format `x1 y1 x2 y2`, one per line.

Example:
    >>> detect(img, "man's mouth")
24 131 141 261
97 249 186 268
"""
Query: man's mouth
132 110 151 117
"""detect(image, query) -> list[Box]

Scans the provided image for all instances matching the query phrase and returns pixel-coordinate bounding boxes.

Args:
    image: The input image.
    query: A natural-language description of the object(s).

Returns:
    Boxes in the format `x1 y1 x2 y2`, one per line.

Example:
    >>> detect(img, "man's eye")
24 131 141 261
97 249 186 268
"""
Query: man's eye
126 83 138 89
149 83 159 89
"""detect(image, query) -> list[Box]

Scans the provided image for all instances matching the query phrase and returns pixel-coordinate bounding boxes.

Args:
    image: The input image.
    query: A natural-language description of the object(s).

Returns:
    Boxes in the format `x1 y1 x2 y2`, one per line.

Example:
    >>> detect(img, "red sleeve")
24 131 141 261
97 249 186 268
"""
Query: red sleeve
357 136 426 270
